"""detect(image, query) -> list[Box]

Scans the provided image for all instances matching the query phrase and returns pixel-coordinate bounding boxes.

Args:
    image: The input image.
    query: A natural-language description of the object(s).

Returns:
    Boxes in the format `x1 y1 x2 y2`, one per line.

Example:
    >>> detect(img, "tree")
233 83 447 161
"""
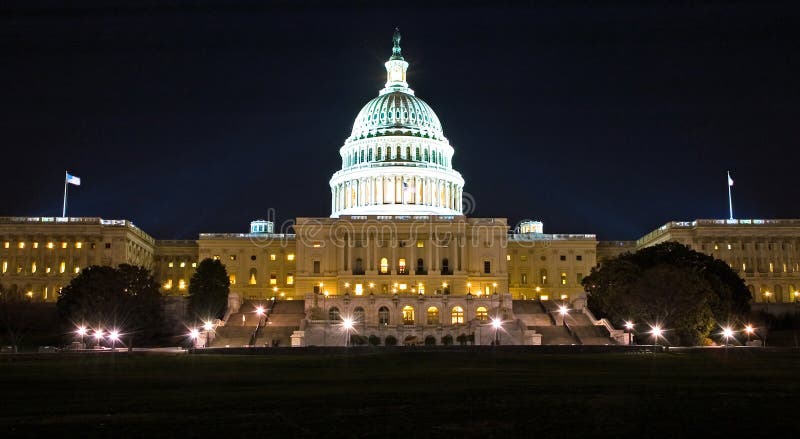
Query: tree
583 242 751 345
0 284 38 352
57 264 163 342
187 258 230 321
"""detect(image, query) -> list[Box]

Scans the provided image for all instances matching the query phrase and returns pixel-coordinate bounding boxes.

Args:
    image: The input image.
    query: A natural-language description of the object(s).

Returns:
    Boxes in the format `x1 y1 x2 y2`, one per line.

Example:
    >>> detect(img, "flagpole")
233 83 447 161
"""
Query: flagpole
62 171 68 218
727 170 733 220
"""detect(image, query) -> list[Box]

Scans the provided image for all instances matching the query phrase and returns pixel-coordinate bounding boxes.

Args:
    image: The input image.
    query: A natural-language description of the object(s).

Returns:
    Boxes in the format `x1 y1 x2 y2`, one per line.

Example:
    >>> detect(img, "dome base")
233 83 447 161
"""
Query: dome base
331 204 461 218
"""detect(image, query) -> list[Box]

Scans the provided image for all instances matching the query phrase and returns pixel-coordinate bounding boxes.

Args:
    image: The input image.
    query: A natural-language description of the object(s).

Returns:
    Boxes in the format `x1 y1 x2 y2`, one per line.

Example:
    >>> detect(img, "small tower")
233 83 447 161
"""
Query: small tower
382 28 412 94
519 220 544 234
249 219 274 234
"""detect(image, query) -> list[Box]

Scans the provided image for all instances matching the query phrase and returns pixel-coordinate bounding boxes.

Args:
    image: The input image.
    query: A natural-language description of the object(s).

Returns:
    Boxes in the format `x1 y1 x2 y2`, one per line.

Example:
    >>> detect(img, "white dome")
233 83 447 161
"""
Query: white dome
349 91 445 141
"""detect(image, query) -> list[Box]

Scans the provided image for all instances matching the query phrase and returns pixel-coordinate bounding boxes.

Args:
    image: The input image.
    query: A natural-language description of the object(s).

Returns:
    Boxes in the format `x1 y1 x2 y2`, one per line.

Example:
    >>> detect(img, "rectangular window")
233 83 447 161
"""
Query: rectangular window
576 255 582 261
168 262 174 268
33 242 39 249
105 243 111 249
561 272 567 285
75 242 82 249
560 255 566 261
59 261 66 273
46 266 51 273
61 242 68 249
270 274 277 285
31 262 37 273
180 262 186 268
74 266 80 274
270 254 276 261
164 279 173 290
484 260 491 274
398 258 407 274
229 274 236 285
286 274 294 285
178 279 186 290
313 260 320 274
287 254 295 261
506 254 511 261
416 240 424 248
355 283 363 295
191 262 197 268
521 273 527 285
18 242 25 249
1 261 6 273
47 242 54 249
2 242 8 249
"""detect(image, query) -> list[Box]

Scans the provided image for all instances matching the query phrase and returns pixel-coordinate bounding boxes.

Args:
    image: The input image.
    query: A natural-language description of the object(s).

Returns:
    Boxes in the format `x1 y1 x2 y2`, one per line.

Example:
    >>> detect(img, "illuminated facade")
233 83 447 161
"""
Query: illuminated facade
2 31 799 346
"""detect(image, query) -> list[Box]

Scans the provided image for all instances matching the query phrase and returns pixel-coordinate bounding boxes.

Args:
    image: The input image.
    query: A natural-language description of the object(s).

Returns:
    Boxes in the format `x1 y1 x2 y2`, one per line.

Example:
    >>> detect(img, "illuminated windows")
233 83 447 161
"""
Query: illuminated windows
286 274 294 285
540 269 548 285
380 257 389 274
1 261 6 273
59 261 65 273
61 242 67 249
416 240 424 248
270 254 276 261
354 283 363 295
33 242 39 249
74 266 80 274
417 283 425 295
287 254 295 261
164 279 173 290
75 242 82 249
2 242 8 249
475 306 488 322
180 262 186 268
451 306 464 324
398 258 407 274
31 262 37 273
270 273 277 285
168 262 174 268
178 279 186 290
506 254 511 261
402 306 415 325
426 306 439 325
47 242 54 249
191 262 197 268
561 272 567 285
18 242 25 249
229 274 236 285
249 268 257 285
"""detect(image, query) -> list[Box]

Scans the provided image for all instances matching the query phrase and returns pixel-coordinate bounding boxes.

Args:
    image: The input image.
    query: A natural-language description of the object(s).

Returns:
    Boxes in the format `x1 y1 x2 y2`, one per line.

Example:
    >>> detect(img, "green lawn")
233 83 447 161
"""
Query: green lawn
1 349 798 438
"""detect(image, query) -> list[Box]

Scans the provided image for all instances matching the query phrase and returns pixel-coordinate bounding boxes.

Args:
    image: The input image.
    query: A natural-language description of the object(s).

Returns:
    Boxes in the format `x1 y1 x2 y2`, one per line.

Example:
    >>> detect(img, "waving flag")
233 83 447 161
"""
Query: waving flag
66 173 81 186
727 173 734 187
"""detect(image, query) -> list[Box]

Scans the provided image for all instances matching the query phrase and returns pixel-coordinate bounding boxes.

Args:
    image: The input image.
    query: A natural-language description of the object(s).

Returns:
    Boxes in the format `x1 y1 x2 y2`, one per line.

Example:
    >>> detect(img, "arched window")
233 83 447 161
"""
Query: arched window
415 147 420 161
406 146 411 159
368 149 373 161
249 268 257 285
424 150 429 162
426 306 439 325
398 258 407 274
380 257 389 274
396 145 401 159
402 306 415 325
416 258 424 274
378 306 390 325
451 306 464 324
328 307 341 321
353 306 365 323
360 150 365 163
475 306 488 322
377 147 382 160
432 150 437 163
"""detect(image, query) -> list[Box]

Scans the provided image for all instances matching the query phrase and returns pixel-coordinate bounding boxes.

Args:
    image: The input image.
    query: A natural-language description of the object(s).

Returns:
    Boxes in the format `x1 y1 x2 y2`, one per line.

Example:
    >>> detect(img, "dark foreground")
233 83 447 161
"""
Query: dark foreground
1 349 798 438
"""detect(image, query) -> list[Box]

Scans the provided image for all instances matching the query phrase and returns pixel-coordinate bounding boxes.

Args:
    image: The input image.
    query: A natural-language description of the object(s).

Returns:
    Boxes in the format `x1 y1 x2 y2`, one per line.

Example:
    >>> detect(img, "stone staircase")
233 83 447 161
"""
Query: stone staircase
252 300 306 347
211 301 267 347
531 325 579 345
512 299 616 345
512 300 553 326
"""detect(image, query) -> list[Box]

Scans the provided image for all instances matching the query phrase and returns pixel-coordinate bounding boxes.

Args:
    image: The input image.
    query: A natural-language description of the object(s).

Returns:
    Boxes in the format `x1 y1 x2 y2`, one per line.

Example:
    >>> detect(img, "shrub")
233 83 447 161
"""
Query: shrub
368 334 381 346
424 335 436 346
385 335 397 346
350 334 367 346
441 334 453 345
456 333 467 346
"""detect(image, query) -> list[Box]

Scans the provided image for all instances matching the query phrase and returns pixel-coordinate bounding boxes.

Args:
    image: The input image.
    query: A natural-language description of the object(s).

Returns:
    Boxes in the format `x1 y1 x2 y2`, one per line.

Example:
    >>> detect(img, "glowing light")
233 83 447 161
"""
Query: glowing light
491 318 502 330
203 321 213 331
650 326 663 338
722 327 734 339
76 326 88 336
558 305 568 316
744 325 754 334
342 317 354 330
624 321 634 331
255 306 265 316
189 329 200 339
94 329 104 340
109 330 120 342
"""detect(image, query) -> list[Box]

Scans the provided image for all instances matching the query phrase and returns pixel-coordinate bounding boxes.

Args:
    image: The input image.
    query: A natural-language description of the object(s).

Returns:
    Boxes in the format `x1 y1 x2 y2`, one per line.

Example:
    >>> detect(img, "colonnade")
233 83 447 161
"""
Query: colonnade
331 175 463 214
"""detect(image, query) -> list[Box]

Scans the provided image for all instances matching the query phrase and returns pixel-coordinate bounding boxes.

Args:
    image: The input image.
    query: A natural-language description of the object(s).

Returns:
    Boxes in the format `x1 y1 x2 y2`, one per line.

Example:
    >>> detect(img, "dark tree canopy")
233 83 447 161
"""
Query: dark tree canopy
583 242 751 345
188 258 230 321
56 264 163 341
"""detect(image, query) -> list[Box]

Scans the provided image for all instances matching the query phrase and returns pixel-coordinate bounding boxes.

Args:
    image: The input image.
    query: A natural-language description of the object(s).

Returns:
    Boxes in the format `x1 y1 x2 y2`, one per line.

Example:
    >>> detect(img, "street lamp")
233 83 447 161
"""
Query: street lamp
558 304 569 327
650 325 663 348
744 324 754 344
491 317 502 345
189 328 200 348
721 326 734 351
76 326 87 347
109 329 120 351
94 328 104 348
202 320 214 347
764 291 772 313
342 317 354 347
624 321 635 345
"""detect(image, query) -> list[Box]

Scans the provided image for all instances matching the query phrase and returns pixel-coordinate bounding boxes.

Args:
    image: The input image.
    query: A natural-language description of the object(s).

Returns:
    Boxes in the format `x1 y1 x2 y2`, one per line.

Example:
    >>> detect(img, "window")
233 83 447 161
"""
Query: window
313 260 321 274
484 260 491 274
402 306 415 325
354 307 365 322
451 306 464 324
561 272 567 285
168 262 174 268
1 261 6 273
178 279 186 290
2 242 8 249
105 243 111 249
59 261 66 273
559 255 566 261
378 306 390 325
540 269 548 285
33 242 39 249
61 242 67 249
328 307 341 321
417 283 425 295
380 257 389 274
270 273 277 285
521 273 527 285
354 258 363 273
576 255 582 261
416 258 424 273
354 283 363 295
426 306 439 325
47 242 54 249
229 274 236 285
506 254 511 261
249 268 257 285
164 279 172 290
229 255 236 261
191 262 197 268
287 254 295 261
18 242 25 249
398 258 407 274
179 262 186 268
416 240 424 248
441 258 450 274
286 274 294 285
31 262 36 273
75 242 82 249
270 254 276 261
475 306 488 322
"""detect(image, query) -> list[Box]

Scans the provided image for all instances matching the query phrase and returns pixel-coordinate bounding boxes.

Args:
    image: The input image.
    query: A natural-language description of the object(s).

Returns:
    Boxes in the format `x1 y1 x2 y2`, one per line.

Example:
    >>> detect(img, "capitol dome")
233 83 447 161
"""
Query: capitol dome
329 30 465 218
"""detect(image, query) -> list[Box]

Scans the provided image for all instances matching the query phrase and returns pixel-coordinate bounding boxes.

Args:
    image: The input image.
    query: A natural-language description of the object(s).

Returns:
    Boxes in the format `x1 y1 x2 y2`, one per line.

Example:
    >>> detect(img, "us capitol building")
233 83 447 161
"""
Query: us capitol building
2 32 799 346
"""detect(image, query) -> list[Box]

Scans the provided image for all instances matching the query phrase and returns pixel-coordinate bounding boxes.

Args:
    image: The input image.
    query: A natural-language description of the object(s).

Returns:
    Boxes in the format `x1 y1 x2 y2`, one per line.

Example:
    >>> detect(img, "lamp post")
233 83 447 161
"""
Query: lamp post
109 330 120 352
491 317 501 346
342 317 353 347
203 320 214 348
764 291 772 313
744 324 754 345
535 286 541 301
650 325 663 350
189 328 200 348
624 321 635 345
721 326 734 352
93 328 104 349
558 304 568 327
76 326 87 348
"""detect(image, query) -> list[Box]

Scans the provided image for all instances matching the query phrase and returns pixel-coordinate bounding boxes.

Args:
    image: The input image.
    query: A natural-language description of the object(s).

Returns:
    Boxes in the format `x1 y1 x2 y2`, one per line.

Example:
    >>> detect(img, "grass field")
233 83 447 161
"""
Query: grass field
1 349 798 438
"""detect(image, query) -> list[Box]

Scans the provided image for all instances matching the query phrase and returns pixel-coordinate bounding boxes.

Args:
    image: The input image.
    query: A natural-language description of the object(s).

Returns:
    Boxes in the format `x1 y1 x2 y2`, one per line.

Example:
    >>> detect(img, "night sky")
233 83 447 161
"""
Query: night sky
2 1 799 240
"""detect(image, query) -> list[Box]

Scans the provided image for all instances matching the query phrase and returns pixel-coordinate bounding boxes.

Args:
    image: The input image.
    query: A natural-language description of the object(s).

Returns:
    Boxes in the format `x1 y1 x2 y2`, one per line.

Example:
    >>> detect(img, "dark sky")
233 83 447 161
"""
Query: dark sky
2 0 799 240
